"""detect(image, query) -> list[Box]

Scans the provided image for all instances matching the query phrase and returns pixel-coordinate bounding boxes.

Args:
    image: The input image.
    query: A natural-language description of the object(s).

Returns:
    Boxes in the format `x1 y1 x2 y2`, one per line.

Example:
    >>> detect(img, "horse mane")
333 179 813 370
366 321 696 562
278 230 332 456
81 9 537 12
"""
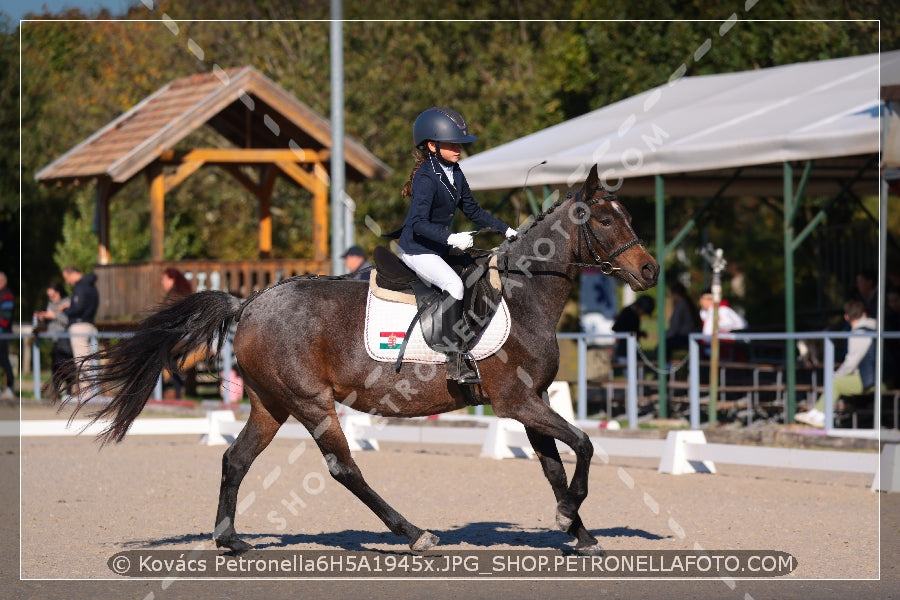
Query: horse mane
516 183 618 240
515 191 571 239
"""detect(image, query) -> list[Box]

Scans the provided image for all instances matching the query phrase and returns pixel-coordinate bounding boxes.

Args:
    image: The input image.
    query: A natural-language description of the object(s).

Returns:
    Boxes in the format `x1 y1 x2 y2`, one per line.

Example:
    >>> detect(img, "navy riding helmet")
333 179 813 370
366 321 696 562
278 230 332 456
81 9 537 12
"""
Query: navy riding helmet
412 107 477 147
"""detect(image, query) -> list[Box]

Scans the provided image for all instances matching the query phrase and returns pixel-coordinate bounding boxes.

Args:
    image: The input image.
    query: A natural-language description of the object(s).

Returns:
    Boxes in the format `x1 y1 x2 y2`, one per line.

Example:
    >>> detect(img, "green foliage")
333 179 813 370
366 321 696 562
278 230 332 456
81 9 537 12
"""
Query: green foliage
4 4 899 324
53 191 99 274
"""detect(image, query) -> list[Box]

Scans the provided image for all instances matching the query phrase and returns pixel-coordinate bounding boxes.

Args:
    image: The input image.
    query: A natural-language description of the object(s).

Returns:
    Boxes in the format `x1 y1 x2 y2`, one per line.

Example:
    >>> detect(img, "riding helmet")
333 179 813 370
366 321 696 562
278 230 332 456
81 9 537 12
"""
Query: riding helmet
413 107 477 147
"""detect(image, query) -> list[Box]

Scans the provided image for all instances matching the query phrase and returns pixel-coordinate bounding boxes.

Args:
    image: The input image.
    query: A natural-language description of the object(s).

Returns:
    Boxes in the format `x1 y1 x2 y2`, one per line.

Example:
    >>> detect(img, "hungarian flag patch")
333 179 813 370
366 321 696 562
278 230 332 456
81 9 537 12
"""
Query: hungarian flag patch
379 331 406 350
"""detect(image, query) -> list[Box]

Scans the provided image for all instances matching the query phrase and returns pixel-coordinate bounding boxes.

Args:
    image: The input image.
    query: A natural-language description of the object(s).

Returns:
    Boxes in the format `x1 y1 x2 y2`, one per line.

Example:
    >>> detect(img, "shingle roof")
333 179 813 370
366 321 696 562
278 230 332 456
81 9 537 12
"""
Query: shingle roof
36 66 392 184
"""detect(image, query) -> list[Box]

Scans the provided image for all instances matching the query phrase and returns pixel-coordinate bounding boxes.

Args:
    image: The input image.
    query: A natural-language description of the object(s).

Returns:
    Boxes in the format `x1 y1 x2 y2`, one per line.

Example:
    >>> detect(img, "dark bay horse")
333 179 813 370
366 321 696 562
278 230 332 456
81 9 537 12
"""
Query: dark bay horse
52 164 658 555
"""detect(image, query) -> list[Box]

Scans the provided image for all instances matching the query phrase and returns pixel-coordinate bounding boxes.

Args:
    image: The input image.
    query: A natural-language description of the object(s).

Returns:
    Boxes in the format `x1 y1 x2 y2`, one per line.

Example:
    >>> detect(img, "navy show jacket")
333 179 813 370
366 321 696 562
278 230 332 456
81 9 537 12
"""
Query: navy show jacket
397 154 508 256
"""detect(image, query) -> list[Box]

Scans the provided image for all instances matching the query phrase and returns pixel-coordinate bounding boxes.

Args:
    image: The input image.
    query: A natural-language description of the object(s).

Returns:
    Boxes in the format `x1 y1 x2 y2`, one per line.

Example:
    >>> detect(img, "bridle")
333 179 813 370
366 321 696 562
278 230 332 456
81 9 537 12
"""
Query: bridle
573 187 643 274
472 187 645 275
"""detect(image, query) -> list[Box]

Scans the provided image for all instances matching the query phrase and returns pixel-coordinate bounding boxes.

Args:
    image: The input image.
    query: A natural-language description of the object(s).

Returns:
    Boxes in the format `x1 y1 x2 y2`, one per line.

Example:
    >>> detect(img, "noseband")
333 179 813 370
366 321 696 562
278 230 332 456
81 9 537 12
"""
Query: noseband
574 188 643 275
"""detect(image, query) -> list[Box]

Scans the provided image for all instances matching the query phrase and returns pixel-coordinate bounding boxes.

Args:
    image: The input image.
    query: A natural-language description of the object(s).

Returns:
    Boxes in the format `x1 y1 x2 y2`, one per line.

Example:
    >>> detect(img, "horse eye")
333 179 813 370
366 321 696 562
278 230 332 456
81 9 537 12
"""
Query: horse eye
599 218 612 227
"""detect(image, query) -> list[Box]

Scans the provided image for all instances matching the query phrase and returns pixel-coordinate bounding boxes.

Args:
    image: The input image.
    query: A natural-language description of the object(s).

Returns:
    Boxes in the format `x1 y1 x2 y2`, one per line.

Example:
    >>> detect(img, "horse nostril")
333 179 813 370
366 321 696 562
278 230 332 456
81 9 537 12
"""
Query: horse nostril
642 262 659 282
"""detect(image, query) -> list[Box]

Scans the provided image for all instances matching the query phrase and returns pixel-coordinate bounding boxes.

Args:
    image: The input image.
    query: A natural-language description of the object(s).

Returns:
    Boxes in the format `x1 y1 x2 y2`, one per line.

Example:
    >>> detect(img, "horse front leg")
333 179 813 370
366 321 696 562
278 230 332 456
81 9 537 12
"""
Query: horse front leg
215 397 286 554
499 393 602 555
524 426 602 553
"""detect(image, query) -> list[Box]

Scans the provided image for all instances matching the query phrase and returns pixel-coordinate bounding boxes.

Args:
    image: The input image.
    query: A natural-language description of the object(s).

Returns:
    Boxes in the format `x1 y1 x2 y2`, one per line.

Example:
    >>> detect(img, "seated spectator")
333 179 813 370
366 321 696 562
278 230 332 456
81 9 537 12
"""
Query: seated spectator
795 299 876 428
699 290 747 335
698 289 748 361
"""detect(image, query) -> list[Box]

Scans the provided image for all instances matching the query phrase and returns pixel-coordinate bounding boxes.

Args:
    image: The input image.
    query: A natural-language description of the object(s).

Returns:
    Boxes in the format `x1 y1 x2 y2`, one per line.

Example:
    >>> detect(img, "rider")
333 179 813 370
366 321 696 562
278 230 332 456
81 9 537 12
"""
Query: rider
397 106 517 384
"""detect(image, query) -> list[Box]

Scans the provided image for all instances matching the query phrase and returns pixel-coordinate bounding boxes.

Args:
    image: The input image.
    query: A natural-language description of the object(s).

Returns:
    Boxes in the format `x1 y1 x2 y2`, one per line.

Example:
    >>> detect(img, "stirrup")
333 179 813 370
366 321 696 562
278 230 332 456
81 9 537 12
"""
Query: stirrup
449 351 481 385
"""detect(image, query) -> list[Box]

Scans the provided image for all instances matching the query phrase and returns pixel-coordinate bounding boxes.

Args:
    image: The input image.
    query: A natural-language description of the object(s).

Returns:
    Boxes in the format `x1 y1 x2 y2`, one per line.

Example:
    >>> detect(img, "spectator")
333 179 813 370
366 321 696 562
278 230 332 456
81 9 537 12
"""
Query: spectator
795 299 876 428
161 267 193 301
341 246 373 281
611 295 655 361
34 281 74 391
853 268 878 318
61 265 99 393
0 272 14 400
665 282 702 359
698 289 748 361
698 290 747 335
160 267 195 399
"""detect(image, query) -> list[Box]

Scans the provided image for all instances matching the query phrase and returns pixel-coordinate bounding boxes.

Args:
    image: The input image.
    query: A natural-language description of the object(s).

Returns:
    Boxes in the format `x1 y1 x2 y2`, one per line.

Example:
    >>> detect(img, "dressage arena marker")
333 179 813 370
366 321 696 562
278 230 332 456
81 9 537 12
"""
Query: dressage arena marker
339 413 380 451
872 443 900 493
10 411 887 489
199 410 236 446
657 430 716 475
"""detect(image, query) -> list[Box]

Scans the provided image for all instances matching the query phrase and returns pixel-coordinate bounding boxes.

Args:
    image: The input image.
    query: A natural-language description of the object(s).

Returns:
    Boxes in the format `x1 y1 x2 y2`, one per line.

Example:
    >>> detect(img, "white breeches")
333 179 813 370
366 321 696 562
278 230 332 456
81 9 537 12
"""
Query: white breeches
399 251 464 300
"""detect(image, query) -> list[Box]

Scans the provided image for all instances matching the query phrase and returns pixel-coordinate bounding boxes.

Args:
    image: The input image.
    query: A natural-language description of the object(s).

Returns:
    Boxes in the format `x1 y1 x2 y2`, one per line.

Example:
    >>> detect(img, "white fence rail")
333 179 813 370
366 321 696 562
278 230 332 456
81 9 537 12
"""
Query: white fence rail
9 329 900 431
7 411 892 490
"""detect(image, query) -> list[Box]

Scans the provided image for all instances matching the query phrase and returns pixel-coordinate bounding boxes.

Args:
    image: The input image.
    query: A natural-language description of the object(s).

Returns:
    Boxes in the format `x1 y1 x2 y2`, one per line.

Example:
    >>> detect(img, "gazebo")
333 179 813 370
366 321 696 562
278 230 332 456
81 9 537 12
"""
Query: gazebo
36 66 391 320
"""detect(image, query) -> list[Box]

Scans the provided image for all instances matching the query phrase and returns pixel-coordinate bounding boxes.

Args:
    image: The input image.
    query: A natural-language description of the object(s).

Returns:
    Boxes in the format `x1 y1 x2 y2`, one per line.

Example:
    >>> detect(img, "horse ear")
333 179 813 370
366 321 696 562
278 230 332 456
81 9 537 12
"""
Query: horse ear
583 164 599 195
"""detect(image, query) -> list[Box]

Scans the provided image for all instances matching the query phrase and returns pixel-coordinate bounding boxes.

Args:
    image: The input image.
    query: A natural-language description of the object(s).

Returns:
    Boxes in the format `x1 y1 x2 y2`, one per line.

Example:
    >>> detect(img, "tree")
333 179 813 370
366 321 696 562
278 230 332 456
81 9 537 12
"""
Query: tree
6 4 898 325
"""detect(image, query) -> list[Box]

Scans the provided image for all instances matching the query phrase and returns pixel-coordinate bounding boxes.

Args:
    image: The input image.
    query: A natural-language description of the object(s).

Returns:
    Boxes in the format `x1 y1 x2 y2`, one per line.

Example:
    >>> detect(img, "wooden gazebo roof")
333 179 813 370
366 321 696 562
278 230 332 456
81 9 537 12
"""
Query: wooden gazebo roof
36 66 392 263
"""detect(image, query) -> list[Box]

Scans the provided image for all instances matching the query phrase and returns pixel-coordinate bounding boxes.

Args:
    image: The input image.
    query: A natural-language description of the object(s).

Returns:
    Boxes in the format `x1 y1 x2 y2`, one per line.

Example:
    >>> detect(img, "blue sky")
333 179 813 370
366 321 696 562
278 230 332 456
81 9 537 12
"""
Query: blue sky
3 0 134 24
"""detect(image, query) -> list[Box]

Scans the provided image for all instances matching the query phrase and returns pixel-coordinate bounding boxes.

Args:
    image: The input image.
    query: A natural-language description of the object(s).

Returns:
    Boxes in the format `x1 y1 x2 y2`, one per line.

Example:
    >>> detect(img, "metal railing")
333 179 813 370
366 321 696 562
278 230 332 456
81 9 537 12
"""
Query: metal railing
686 331 899 432
8 329 899 431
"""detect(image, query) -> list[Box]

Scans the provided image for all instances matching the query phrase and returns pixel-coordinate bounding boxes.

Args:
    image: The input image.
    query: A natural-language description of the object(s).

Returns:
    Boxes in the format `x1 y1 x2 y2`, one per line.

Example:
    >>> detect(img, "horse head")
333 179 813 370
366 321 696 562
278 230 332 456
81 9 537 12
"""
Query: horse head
571 165 659 291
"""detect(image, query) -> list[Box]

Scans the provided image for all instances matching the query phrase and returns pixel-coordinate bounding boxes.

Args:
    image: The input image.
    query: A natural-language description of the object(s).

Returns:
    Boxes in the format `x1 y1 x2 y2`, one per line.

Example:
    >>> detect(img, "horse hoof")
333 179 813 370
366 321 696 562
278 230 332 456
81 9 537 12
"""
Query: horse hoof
216 537 254 555
411 531 439 552
575 543 605 557
556 509 573 532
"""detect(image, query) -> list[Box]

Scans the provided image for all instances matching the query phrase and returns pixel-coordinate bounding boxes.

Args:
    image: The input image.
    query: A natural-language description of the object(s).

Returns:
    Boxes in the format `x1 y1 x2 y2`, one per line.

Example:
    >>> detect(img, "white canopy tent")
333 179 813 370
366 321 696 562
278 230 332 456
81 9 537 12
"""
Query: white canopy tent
461 50 900 426
462 50 898 195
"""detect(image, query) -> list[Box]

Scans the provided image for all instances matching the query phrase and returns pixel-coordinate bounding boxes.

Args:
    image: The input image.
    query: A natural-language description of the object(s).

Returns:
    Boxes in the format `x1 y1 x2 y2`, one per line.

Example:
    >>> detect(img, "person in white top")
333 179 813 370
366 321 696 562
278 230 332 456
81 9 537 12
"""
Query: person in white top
699 290 747 335
698 289 748 361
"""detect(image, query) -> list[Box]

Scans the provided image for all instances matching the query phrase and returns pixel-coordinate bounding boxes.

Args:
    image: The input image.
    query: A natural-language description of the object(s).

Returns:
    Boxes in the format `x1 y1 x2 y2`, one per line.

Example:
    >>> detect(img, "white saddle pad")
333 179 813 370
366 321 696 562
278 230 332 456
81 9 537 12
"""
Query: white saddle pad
363 290 511 364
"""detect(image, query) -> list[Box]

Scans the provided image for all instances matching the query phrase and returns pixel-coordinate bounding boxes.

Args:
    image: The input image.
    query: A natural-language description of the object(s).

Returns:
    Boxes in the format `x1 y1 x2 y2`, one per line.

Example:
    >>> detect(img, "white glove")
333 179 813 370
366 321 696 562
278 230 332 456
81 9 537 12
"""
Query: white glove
447 232 474 250
504 227 518 239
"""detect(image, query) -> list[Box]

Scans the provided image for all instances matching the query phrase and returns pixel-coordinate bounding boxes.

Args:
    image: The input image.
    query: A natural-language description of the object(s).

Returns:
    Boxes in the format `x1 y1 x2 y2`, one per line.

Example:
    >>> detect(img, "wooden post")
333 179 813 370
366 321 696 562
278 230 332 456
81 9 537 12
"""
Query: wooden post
148 165 166 261
95 177 112 265
313 172 329 264
274 158 330 270
259 196 272 259
257 166 278 259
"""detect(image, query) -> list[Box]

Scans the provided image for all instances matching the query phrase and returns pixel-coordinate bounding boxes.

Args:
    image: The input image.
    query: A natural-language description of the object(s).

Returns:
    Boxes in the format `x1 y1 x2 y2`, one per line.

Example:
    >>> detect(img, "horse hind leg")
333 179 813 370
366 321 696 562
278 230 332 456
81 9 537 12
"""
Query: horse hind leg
524 425 604 556
215 393 287 554
302 402 438 551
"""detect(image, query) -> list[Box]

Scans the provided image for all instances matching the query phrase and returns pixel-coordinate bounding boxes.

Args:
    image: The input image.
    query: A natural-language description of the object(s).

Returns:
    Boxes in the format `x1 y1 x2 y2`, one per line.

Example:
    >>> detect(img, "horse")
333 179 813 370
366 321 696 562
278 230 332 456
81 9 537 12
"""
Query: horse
51 164 659 556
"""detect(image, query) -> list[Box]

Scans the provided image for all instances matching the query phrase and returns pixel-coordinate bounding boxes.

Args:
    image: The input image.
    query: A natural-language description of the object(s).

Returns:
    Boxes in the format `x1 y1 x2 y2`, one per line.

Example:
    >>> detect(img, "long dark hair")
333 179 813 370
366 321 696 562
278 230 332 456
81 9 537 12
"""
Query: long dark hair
163 267 194 300
401 149 428 199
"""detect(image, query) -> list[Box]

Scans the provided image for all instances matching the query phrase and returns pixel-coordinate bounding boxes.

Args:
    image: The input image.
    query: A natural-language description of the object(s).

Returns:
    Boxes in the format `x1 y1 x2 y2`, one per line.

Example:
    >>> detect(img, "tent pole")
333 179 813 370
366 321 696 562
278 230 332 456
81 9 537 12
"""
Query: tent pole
783 162 797 423
655 174 667 418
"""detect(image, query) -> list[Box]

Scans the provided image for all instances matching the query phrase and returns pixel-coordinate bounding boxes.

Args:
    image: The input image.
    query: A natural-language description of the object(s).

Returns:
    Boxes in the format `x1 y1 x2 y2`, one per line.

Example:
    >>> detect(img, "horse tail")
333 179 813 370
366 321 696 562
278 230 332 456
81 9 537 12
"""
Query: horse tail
50 290 244 446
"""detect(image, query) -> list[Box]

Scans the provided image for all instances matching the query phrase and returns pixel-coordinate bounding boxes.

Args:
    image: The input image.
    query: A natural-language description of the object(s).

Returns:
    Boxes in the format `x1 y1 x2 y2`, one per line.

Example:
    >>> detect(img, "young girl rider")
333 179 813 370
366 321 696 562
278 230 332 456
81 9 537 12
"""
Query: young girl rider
397 107 517 384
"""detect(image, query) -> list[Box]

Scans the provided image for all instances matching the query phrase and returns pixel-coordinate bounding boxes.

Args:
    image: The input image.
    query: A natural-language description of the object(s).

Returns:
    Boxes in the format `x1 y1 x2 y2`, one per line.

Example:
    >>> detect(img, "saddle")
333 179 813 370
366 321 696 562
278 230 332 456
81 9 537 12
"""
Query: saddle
371 245 504 367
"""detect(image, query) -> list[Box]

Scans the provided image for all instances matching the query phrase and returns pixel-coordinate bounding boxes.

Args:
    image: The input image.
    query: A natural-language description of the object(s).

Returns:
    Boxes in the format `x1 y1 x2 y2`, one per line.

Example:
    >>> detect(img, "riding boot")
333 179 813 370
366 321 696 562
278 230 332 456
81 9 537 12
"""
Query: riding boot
442 297 481 385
